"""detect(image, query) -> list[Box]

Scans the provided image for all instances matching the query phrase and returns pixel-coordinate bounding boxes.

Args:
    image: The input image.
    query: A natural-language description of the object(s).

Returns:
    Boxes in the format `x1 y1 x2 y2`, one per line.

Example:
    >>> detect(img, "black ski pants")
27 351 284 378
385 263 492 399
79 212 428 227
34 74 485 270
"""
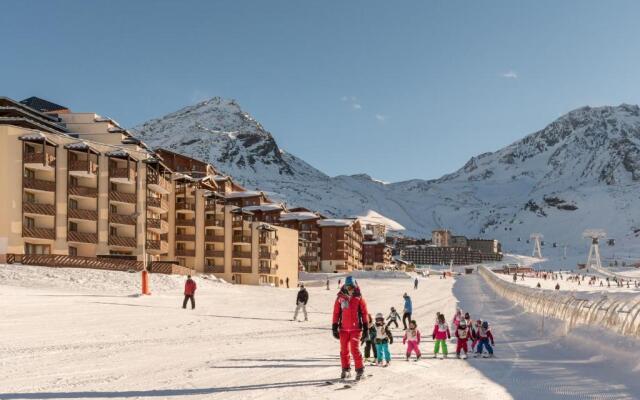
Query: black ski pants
182 295 195 309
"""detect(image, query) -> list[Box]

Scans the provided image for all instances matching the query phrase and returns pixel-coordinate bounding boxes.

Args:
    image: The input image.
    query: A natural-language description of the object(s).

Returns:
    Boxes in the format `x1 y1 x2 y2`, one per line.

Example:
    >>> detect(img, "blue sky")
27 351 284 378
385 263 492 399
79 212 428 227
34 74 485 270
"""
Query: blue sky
2 1 640 182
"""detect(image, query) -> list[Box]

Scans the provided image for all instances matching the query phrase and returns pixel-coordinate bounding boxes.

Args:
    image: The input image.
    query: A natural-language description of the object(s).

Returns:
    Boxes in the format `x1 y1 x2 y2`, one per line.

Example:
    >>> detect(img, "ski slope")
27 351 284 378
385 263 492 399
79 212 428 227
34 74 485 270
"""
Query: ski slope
1 265 640 399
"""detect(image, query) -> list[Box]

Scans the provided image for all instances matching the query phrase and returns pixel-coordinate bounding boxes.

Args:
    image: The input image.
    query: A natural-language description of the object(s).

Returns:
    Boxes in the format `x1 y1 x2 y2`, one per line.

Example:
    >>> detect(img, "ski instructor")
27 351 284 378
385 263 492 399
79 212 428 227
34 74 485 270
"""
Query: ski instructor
332 276 369 381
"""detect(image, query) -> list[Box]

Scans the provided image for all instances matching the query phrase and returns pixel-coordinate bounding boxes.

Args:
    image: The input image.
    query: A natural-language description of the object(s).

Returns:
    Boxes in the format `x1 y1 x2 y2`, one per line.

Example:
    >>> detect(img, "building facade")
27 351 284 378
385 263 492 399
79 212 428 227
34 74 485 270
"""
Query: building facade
318 219 363 272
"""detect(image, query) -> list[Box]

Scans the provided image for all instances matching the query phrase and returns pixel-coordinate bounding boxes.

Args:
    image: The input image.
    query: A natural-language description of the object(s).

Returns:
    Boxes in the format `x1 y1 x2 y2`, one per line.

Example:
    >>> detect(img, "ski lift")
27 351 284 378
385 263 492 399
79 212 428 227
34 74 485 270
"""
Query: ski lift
552 242 557 248
541 241 545 246
517 237 521 242
526 240 530 244
607 239 615 246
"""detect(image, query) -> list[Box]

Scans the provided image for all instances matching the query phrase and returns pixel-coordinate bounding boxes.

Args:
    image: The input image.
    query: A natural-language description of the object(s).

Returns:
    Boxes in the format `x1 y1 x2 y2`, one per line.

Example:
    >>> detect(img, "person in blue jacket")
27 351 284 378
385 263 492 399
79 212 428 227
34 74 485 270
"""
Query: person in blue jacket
402 293 413 330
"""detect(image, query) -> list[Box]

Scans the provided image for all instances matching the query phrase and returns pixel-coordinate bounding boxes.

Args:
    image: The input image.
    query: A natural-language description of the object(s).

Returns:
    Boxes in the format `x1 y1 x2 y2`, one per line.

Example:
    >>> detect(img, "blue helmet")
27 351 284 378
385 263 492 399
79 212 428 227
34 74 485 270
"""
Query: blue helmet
344 276 356 287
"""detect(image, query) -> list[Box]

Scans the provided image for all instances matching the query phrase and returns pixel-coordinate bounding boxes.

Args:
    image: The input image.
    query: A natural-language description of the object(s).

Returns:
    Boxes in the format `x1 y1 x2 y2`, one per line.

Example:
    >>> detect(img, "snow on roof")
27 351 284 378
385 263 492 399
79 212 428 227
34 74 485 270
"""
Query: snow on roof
279 211 319 221
355 210 405 231
213 175 231 182
363 239 386 245
317 218 355 228
242 204 283 212
225 190 262 199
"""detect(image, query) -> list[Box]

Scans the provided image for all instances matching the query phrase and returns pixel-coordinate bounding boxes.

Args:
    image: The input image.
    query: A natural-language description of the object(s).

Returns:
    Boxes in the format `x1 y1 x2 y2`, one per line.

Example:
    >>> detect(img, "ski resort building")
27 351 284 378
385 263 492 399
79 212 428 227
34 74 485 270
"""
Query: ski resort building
362 239 393 270
399 229 503 265
317 219 363 272
0 96 298 288
279 209 323 272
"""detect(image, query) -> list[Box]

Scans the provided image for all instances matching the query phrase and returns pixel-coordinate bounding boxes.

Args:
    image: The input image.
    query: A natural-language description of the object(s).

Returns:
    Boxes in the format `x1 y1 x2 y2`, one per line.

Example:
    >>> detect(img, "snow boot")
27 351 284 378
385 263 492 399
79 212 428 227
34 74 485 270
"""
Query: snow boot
355 368 365 381
341 369 351 380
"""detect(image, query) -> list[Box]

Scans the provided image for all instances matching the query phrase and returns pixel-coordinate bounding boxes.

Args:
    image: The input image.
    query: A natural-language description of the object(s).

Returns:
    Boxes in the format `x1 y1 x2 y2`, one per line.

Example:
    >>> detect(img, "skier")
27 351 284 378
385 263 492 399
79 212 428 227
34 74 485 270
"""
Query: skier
452 308 462 329
386 306 400 329
471 320 482 352
286 277 290 288
432 313 450 358
182 275 196 310
414 277 419 290
402 293 413 330
403 320 422 361
332 276 369 381
372 313 393 366
326 279 330 290
455 319 472 358
292 283 309 321
463 312 473 329
362 313 377 363
474 321 495 358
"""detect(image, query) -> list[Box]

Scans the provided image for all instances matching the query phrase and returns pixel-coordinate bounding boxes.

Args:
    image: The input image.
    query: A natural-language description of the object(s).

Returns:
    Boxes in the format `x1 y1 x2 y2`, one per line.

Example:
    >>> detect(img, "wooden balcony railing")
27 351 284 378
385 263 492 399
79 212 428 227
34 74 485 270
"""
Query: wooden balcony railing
232 220 246 229
175 248 196 257
205 250 225 258
258 237 278 246
232 250 252 259
23 202 55 216
23 177 55 192
204 203 224 212
175 219 195 227
24 152 56 167
109 167 134 180
175 234 196 242
232 235 252 243
108 235 137 248
301 255 319 262
22 226 55 240
204 264 225 274
69 185 97 198
146 197 168 211
176 202 196 211
67 231 98 244
69 160 98 175
110 213 137 225
146 239 168 253
205 219 224 228
146 172 171 193
146 218 168 232
258 266 277 275
68 208 98 221
259 252 277 260
204 234 225 243
232 265 252 274
109 191 136 204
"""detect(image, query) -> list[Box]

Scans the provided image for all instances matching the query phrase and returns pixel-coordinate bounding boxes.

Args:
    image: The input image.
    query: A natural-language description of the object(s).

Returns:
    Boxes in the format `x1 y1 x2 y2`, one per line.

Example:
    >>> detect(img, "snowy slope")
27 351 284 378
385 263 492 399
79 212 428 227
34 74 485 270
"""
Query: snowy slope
134 101 640 264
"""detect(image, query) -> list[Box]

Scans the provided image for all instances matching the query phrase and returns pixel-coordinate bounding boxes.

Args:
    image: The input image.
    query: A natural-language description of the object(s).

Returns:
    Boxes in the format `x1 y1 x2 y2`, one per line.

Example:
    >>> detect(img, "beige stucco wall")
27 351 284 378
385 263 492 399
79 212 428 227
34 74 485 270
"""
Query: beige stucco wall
0 125 27 254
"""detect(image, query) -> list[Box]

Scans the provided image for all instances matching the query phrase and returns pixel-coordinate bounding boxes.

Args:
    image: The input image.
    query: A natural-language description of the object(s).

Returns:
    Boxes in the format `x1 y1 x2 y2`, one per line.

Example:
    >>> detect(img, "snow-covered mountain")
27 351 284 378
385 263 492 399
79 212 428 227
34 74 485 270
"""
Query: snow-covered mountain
134 100 640 263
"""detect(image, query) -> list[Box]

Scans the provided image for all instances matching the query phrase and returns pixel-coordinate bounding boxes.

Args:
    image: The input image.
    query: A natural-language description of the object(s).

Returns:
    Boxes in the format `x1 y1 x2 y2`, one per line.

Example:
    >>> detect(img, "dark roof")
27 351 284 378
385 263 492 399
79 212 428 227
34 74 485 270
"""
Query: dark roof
20 97 68 113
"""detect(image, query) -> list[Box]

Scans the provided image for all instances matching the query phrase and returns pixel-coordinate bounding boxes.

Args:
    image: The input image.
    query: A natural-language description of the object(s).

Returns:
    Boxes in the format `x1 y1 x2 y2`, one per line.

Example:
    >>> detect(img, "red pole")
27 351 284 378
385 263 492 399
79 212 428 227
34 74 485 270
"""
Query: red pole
141 270 150 295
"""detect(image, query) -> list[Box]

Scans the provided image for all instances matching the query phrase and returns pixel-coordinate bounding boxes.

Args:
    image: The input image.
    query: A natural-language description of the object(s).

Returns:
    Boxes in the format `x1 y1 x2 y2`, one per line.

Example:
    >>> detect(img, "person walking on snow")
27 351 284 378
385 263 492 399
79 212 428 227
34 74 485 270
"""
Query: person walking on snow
386 307 400 329
361 313 377 363
332 276 369 380
474 321 495 358
292 283 309 321
182 275 196 310
403 320 422 361
432 313 451 358
372 313 393 366
402 293 413 330
414 277 419 290
455 319 472 358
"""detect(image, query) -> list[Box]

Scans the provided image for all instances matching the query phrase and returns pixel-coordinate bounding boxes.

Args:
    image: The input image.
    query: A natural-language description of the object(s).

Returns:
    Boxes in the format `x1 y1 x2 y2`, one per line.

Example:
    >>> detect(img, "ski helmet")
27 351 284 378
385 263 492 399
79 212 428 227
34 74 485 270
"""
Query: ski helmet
344 276 355 288
459 320 467 328
375 313 384 320
482 321 489 329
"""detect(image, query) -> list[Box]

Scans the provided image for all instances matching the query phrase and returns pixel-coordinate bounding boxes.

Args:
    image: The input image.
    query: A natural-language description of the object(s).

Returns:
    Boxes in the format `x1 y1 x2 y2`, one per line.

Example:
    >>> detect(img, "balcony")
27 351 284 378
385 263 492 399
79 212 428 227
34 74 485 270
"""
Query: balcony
69 185 97 198
67 231 98 244
146 172 171 194
204 234 224 243
147 197 168 213
204 203 224 213
68 208 98 221
23 177 55 192
175 248 195 257
110 213 137 226
232 235 252 244
301 255 318 262
205 219 224 228
204 264 224 274
231 265 252 274
258 237 278 246
205 249 225 258
175 233 195 242
232 250 252 259
146 218 169 233
22 226 55 240
232 220 248 229
258 266 277 275
23 202 55 216
109 167 135 181
69 160 98 177
259 251 277 260
176 202 196 212
175 219 195 227
24 152 56 170
109 191 136 204
146 239 168 254
108 235 137 248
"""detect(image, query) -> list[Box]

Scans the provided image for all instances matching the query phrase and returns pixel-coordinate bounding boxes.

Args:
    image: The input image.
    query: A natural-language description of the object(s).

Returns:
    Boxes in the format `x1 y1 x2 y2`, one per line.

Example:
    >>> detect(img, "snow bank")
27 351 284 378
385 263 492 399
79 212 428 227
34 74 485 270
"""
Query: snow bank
299 270 411 283
479 266 640 339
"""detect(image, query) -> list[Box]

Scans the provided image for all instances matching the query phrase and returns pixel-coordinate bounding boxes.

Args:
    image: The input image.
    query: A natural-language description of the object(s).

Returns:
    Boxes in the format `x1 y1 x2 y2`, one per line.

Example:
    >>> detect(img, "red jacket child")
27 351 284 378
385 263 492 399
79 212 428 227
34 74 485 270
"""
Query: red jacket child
184 277 197 295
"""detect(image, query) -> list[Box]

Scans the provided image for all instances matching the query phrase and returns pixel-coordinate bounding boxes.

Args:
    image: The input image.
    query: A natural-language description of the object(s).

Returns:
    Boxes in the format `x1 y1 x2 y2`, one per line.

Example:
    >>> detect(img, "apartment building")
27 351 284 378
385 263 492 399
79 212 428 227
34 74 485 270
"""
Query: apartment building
318 219 363 272
0 96 298 287
279 209 323 272
362 239 393 270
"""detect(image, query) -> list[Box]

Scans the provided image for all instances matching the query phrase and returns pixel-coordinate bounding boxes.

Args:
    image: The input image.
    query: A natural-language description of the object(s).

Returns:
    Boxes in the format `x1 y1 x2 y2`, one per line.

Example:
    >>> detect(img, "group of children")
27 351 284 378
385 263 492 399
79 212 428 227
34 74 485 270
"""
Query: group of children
362 308 495 366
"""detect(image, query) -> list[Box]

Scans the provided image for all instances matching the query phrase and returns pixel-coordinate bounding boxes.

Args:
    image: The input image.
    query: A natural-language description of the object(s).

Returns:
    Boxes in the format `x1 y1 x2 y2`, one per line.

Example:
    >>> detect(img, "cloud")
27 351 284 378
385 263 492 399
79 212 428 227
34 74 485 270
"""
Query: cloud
342 95 362 110
501 70 518 79
352 103 362 110
375 114 387 122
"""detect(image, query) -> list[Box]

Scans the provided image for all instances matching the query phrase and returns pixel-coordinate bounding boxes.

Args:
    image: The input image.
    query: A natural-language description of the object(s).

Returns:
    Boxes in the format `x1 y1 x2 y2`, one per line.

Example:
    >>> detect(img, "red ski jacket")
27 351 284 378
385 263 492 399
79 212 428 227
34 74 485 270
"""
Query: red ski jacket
184 279 197 295
332 289 369 332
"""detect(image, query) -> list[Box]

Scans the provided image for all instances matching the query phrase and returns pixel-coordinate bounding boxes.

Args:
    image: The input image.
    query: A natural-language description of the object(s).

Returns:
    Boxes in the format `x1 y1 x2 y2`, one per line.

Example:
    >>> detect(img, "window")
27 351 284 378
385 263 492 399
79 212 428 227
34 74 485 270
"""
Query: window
69 199 78 210
110 182 117 191
110 226 117 236
24 192 35 203
110 204 117 214
24 217 35 229
69 222 78 232
24 169 35 179
25 243 50 255
70 176 79 187
69 246 78 256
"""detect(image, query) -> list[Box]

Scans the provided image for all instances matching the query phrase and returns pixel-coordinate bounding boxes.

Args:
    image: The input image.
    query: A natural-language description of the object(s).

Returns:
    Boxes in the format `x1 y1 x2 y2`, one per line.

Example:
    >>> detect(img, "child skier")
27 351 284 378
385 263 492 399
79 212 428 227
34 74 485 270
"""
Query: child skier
471 319 482 352
403 320 421 361
463 312 473 330
373 313 394 366
474 321 495 358
386 307 400 329
362 313 377 363
452 309 462 329
432 313 450 359
455 319 472 358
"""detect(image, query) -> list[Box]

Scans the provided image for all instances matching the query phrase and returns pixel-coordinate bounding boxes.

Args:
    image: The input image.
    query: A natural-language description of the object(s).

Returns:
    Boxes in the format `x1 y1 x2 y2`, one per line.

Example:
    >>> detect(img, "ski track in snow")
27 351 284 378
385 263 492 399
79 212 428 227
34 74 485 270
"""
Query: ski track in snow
1 265 640 399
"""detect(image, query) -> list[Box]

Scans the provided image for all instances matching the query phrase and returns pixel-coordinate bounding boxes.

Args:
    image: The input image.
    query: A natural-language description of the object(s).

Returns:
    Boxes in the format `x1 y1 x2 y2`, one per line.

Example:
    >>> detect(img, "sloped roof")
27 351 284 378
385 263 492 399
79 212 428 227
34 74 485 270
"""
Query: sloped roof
317 218 356 228
279 211 319 221
20 97 68 113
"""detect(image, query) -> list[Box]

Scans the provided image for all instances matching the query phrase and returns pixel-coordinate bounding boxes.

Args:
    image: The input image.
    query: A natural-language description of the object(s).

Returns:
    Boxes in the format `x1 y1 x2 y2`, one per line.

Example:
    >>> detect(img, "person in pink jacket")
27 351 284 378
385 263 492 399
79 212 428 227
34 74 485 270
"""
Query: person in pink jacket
432 313 451 358
403 320 421 361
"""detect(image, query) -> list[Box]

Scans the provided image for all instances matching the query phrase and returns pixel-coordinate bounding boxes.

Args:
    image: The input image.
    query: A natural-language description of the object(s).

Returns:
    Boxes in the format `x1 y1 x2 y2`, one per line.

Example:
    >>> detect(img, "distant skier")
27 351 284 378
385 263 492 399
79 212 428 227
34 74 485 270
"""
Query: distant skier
292 283 309 321
332 276 369 381
474 321 494 358
414 277 419 290
403 320 422 361
452 308 462 329
432 313 450 358
326 279 330 290
555 283 560 290
372 313 393 366
286 277 290 288
402 293 413 330
182 275 196 310
386 307 400 329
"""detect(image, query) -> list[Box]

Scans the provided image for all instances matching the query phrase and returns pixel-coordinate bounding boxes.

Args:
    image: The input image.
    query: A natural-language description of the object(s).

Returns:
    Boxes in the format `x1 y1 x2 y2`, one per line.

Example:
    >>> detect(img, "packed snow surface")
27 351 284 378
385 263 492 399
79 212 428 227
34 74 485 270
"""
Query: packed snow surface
493 270 640 294
2 265 640 399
